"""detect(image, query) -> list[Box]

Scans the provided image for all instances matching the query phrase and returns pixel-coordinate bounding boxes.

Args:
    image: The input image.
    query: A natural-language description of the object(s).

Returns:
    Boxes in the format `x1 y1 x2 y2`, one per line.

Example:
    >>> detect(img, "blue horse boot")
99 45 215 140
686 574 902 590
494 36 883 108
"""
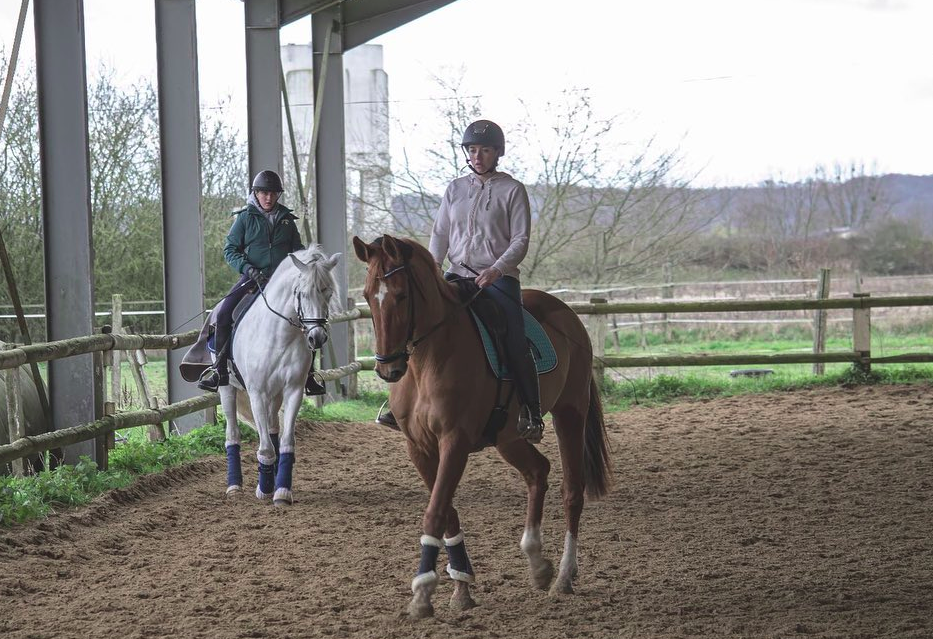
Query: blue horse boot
273 452 295 507
225 444 243 496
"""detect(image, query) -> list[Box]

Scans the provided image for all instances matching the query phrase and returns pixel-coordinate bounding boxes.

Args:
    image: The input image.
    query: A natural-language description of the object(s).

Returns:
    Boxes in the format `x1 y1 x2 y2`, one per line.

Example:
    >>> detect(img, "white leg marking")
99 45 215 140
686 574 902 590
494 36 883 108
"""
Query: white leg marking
553 532 578 594
521 526 554 590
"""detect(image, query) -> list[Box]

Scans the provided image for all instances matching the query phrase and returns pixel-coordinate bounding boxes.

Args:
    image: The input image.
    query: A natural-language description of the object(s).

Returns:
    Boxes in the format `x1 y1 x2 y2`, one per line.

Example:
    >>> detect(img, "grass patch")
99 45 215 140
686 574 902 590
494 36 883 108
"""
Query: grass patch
602 364 933 412
0 418 255 527
298 389 387 423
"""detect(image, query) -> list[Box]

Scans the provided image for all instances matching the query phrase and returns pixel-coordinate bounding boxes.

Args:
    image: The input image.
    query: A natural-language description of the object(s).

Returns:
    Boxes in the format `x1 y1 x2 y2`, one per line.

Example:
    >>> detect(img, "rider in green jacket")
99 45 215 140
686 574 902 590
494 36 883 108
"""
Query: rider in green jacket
198 170 324 396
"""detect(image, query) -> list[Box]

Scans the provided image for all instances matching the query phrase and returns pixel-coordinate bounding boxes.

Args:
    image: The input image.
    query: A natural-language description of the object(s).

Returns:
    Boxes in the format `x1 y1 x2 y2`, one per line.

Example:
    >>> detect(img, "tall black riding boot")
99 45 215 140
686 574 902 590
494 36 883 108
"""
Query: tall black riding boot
198 330 231 392
511 348 545 443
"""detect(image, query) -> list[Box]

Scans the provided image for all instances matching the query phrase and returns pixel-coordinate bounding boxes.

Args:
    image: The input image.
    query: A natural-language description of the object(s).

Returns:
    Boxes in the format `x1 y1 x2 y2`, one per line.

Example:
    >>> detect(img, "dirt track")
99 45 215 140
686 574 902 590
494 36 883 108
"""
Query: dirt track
2 383 932 638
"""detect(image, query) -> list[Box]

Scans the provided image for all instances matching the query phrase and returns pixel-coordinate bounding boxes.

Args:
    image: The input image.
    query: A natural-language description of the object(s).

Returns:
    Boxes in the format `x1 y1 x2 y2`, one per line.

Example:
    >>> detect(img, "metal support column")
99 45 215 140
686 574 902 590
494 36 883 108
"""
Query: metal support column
156 0 206 434
34 0 97 463
312 7 349 372
245 0 284 180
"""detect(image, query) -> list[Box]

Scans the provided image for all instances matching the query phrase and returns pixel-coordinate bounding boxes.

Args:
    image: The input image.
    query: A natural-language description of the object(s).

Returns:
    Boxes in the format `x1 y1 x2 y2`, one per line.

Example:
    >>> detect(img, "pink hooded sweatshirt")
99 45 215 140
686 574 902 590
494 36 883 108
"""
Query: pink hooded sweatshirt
428 172 532 279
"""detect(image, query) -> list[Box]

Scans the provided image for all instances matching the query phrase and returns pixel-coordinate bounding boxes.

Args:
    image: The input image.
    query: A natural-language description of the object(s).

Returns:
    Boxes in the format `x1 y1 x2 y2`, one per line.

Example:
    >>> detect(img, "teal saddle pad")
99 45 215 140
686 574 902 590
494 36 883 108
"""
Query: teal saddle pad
469 308 558 380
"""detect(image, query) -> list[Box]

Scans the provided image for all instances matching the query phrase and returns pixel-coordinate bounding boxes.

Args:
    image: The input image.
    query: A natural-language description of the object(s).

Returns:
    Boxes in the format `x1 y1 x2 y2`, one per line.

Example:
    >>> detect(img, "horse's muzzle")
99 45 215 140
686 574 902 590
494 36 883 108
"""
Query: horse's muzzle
376 361 407 383
306 326 328 350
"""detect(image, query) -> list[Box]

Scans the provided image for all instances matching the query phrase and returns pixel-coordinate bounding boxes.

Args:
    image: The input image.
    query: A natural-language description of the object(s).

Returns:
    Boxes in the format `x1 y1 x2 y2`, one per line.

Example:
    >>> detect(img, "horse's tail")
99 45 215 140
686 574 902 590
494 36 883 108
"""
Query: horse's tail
583 377 612 500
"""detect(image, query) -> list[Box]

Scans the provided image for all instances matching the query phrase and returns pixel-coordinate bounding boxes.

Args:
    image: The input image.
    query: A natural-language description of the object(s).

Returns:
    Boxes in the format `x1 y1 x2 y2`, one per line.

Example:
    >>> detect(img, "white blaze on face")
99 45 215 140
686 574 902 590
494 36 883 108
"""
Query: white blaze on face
374 280 388 308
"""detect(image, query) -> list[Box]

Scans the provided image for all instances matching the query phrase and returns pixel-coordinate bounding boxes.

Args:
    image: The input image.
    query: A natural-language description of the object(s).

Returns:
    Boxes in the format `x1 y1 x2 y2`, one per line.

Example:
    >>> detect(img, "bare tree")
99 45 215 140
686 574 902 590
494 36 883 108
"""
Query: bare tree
348 81 707 287
0 58 248 335
816 161 893 231
589 142 709 284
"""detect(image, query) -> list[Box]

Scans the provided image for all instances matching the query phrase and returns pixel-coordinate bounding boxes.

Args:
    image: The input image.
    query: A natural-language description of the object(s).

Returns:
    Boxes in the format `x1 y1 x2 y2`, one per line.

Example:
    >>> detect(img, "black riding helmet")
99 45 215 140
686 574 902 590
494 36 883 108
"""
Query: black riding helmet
461 119 505 156
251 170 284 193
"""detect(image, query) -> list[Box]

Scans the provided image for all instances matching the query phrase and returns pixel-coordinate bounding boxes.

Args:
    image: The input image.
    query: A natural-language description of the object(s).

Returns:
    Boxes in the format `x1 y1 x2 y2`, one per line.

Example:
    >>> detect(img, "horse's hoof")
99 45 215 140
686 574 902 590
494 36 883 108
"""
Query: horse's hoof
225 485 242 499
449 590 477 612
408 600 434 619
549 578 574 596
255 485 273 501
273 488 293 507
530 559 555 590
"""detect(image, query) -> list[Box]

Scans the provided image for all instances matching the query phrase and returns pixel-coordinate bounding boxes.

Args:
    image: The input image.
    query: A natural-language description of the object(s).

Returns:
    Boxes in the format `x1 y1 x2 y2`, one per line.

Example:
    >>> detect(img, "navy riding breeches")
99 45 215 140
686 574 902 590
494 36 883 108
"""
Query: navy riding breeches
215 273 253 353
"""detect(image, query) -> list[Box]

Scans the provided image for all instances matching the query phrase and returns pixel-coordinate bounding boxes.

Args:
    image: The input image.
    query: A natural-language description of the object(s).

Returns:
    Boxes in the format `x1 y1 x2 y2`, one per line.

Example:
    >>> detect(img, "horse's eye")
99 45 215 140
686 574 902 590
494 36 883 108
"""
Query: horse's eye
394 292 406 302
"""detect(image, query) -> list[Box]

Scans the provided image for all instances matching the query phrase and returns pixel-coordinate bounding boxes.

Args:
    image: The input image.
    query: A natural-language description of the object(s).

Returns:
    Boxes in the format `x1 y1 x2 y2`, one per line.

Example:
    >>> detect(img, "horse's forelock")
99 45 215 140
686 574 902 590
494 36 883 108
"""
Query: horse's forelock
290 246 342 313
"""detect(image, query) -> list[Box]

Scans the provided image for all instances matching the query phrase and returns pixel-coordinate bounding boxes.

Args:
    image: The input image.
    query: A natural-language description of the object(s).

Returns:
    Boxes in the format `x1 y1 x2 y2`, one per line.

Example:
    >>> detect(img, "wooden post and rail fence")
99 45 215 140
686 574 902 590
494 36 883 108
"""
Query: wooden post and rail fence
2 293 932 473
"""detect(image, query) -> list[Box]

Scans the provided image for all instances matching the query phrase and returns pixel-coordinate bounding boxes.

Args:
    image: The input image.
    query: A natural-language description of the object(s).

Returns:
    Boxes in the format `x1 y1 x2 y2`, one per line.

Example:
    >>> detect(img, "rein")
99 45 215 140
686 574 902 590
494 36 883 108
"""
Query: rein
255 277 328 339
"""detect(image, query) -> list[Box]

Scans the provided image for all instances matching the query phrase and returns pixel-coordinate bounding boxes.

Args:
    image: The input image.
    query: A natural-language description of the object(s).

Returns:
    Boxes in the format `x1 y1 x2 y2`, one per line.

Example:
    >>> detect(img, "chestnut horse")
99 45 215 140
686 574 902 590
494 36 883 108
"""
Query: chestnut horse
353 235 611 618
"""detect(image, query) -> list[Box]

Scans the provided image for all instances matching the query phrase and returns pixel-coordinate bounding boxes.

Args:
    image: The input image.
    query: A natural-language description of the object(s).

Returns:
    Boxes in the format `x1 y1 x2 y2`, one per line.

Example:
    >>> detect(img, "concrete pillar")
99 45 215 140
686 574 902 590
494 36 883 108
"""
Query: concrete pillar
155 0 207 434
34 0 97 463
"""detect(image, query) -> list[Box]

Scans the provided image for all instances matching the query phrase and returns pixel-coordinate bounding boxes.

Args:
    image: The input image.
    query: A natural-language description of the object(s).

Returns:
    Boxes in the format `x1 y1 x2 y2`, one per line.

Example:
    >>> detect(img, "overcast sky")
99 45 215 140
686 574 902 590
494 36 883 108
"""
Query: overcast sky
1 0 931 187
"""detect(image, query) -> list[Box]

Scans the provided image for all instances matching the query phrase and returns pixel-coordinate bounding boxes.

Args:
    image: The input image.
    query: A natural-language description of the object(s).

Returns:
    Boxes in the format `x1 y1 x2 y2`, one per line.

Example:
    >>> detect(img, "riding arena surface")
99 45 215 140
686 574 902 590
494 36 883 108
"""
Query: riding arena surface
1 383 931 638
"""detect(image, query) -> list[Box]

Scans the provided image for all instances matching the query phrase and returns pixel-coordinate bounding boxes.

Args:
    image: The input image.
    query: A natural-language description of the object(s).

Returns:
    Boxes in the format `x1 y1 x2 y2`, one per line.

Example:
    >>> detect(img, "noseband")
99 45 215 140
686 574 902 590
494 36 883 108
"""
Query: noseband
295 289 329 341
256 280 330 346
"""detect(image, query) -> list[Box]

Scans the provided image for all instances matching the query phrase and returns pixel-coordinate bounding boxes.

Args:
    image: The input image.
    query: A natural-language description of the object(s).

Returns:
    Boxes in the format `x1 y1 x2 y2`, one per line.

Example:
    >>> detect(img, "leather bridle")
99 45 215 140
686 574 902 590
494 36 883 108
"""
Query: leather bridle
372 254 482 365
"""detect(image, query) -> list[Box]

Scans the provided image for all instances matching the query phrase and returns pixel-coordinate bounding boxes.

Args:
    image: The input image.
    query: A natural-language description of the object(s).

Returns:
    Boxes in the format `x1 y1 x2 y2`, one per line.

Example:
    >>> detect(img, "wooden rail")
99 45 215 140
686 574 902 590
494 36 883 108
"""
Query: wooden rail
2 292 932 473
0 394 218 466
564 295 933 315
0 330 198 371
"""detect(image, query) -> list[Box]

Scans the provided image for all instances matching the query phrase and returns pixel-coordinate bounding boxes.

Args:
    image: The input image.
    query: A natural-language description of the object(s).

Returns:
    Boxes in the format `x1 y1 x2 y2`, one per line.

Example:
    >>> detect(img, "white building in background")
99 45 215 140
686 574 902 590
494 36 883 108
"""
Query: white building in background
280 43 393 238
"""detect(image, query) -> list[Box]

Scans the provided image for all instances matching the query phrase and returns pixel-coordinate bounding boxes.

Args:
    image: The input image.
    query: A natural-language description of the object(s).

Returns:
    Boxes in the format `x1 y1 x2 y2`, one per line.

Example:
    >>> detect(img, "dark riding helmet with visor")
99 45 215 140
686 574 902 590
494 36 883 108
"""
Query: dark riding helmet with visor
251 169 284 193
461 120 504 175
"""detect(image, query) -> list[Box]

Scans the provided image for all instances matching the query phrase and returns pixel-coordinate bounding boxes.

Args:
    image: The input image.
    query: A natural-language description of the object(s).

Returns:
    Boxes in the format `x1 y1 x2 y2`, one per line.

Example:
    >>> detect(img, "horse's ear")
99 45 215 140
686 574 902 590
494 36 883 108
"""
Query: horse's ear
352 236 370 262
325 252 341 270
289 253 308 271
382 234 402 261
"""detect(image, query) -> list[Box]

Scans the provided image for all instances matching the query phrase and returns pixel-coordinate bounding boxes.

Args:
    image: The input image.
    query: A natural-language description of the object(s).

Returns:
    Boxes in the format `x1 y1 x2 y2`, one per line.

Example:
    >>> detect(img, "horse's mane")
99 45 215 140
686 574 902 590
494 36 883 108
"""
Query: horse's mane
274 244 343 314
394 237 460 305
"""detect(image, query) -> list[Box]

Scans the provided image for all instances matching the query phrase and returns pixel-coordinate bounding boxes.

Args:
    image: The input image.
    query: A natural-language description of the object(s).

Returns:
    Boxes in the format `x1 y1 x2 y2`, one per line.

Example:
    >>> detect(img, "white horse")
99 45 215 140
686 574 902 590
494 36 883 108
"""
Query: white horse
219 245 342 506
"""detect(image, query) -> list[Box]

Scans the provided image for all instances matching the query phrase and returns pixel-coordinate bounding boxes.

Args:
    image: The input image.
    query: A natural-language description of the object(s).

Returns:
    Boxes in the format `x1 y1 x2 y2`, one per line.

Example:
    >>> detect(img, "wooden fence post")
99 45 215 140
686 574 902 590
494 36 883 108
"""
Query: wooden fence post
110 294 123 409
852 292 871 373
812 268 831 375
104 401 116 451
347 296 358 400
589 297 607 390
4 363 25 475
661 262 674 341
93 349 108 470
128 347 165 441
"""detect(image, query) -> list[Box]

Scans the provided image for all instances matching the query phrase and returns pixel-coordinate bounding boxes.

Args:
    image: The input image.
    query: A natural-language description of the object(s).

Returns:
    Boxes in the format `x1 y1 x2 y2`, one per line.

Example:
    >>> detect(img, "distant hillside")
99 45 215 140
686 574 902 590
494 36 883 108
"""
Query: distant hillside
388 174 933 236
881 174 933 231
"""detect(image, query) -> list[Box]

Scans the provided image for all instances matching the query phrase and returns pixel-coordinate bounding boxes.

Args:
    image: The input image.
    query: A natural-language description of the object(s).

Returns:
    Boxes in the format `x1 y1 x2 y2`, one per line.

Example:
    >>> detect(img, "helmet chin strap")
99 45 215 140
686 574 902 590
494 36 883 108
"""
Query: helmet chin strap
461 148 499 175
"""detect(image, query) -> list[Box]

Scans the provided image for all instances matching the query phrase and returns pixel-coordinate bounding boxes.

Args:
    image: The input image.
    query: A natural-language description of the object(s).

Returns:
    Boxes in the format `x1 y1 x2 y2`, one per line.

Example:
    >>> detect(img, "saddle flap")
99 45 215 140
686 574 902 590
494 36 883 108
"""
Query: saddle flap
468 308 558 380
207 288 261 355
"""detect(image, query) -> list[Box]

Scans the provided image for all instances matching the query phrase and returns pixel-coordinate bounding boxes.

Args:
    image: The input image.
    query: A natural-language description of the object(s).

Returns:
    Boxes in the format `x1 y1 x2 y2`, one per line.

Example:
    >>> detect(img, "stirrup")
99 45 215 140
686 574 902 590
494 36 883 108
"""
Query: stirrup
305 372 326 396
375 401 399 430
197 367 228 392
517 406 545 444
